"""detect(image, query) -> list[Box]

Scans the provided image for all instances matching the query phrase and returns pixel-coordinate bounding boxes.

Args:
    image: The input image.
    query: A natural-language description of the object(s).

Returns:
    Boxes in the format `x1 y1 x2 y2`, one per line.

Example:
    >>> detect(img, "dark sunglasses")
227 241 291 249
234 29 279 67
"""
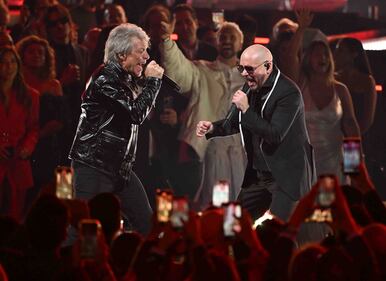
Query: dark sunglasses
237 60 269 74
47 17 69 28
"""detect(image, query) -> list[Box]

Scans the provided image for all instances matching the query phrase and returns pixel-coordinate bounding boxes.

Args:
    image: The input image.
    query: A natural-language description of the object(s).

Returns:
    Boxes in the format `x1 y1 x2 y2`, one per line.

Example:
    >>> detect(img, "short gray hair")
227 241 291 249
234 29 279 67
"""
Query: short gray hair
104 23 150 63
217 22 244 45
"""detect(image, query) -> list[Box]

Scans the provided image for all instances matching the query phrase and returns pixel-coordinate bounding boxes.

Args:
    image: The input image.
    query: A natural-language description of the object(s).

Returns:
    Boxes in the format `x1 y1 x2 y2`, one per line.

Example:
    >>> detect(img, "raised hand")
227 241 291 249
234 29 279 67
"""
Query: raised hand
160 17 175 42
295 9 314 30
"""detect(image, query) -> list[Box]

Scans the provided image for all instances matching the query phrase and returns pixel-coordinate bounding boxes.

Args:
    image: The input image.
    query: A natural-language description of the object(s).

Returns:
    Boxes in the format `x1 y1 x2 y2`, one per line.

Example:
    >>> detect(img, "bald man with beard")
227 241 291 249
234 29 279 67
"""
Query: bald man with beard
197 44 315 223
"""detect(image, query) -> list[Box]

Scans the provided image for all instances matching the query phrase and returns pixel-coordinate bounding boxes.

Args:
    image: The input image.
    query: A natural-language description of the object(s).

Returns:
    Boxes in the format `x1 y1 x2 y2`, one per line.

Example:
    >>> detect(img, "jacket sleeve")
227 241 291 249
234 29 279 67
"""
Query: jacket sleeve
99 77 162 124
241 88 301 146
160 39 199 95
19 88 39 154
206 114 240 139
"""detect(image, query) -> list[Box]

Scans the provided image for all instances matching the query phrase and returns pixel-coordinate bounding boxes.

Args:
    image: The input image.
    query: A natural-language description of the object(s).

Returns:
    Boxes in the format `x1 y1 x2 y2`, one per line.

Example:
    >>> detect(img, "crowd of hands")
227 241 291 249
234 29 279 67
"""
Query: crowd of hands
7 161 378 281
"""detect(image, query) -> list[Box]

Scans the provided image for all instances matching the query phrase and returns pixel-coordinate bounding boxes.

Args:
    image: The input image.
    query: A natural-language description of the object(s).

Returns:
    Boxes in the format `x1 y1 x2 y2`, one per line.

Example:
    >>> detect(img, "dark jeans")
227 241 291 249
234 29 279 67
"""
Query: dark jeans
238 170 296 221
72 161 152 235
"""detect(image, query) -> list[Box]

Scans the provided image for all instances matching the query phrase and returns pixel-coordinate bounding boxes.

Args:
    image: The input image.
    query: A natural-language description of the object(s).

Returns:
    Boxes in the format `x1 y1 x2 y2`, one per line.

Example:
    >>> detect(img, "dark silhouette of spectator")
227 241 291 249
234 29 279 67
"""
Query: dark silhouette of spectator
350 162 386 224
88 192 122 245
289 244 327 281
23 194 69 280
25 194 68 252
316 247 356 281
43 3 88 165
110 231 143 279
362 223 386 281
255 216 285 254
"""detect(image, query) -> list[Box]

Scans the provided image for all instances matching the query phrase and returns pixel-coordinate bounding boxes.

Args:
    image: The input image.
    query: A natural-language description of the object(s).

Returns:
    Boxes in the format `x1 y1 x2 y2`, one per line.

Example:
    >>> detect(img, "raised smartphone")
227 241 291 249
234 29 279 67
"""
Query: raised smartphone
156 189 173 223
223 202 242 237
170 196 189 229
342 137 361 174
212 180 230 207
55 166 73 199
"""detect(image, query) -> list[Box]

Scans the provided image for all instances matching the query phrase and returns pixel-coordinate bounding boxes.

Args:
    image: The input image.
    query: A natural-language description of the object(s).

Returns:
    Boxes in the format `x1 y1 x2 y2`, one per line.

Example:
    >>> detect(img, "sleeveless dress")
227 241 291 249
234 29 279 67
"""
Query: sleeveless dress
302 84 344 182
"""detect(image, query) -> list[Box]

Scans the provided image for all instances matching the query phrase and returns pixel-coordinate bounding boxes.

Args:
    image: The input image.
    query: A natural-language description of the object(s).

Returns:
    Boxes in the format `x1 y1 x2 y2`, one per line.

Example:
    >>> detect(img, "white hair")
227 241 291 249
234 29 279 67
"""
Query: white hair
104 23 149 63
217 21 244 45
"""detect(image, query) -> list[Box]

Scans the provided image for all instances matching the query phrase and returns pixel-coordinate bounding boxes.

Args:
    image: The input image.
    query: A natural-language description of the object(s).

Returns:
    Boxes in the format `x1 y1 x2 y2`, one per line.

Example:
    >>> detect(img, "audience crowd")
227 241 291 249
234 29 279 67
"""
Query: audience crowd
0 0 385 280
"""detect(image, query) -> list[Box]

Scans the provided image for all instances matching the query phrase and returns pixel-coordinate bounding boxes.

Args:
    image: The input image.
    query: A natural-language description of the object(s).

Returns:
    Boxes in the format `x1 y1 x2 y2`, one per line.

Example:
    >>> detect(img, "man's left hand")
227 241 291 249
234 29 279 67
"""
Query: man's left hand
232 90 249 113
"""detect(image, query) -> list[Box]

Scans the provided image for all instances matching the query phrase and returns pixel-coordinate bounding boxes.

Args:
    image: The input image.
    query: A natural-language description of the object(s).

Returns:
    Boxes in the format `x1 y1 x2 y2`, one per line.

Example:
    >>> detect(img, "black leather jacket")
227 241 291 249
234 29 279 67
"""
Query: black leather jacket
69 61 162 177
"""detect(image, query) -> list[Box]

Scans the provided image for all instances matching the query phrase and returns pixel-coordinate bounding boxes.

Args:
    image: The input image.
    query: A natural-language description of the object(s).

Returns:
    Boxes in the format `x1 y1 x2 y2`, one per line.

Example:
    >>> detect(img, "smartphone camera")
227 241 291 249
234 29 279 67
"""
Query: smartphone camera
306 175 336 223
212 9 224 29
170 196 189 229
223 202 242 238
212 180 230 207
55 166 73 199
343 138 361 174
79 219 102 260
156 189 173 223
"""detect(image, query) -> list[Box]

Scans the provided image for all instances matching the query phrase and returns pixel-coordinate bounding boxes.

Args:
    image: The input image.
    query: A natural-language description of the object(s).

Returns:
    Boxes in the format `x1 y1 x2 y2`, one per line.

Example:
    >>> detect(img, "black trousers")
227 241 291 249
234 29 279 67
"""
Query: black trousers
237 170 296 221
72 161 152 235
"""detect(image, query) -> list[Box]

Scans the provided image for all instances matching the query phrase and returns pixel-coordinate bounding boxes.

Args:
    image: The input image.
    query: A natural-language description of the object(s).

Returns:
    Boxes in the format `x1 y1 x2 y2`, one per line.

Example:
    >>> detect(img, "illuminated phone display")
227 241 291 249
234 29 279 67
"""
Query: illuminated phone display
212 180 230 207
170 197 189 229
223 202 242 237
343 138 361 174
156 189 173 223
55 166 73 199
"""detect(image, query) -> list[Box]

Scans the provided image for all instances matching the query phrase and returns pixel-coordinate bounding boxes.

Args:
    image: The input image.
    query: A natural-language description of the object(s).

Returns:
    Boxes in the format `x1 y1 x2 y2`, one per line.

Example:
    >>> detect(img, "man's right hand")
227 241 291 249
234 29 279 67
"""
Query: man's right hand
145 60 164 79
196 121 213 137
160 18 175 41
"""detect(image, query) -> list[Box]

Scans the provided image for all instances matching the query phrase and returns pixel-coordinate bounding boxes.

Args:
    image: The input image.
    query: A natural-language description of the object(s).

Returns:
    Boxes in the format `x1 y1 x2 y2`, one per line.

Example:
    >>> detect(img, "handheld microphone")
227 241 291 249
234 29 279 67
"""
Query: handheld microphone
162 74 181 93
222 83 250 128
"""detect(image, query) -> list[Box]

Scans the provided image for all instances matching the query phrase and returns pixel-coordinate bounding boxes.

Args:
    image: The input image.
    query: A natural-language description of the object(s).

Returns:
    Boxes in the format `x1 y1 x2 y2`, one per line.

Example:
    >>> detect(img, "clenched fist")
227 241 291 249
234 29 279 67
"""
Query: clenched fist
196 121 213 137
145 60 164 79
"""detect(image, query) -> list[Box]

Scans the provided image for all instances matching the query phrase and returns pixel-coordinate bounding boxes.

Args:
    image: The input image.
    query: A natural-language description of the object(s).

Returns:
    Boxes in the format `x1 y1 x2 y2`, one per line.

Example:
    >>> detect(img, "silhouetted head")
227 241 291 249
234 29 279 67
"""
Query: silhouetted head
88 192 121 244
25 194 69 252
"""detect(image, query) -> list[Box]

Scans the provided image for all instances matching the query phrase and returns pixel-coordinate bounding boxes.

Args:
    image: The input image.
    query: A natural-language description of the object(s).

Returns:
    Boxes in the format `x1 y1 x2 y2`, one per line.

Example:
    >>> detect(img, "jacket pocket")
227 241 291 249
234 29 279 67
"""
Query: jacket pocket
94 130 127 173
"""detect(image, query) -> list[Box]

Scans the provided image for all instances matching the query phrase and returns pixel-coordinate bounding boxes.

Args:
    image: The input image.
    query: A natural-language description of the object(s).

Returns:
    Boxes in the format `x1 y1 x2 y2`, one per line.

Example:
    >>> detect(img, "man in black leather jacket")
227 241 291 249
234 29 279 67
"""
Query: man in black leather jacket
69 23 164 234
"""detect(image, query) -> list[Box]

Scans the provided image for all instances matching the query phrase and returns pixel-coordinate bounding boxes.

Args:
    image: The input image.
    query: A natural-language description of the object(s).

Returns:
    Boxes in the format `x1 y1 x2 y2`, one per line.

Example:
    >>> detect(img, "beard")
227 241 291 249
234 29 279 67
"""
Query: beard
219 48 236 59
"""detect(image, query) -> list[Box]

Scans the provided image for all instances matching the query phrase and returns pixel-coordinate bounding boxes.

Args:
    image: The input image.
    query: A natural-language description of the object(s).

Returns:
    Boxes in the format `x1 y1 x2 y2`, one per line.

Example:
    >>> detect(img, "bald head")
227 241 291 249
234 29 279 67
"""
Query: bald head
239 44 274 90
241 44 273 65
